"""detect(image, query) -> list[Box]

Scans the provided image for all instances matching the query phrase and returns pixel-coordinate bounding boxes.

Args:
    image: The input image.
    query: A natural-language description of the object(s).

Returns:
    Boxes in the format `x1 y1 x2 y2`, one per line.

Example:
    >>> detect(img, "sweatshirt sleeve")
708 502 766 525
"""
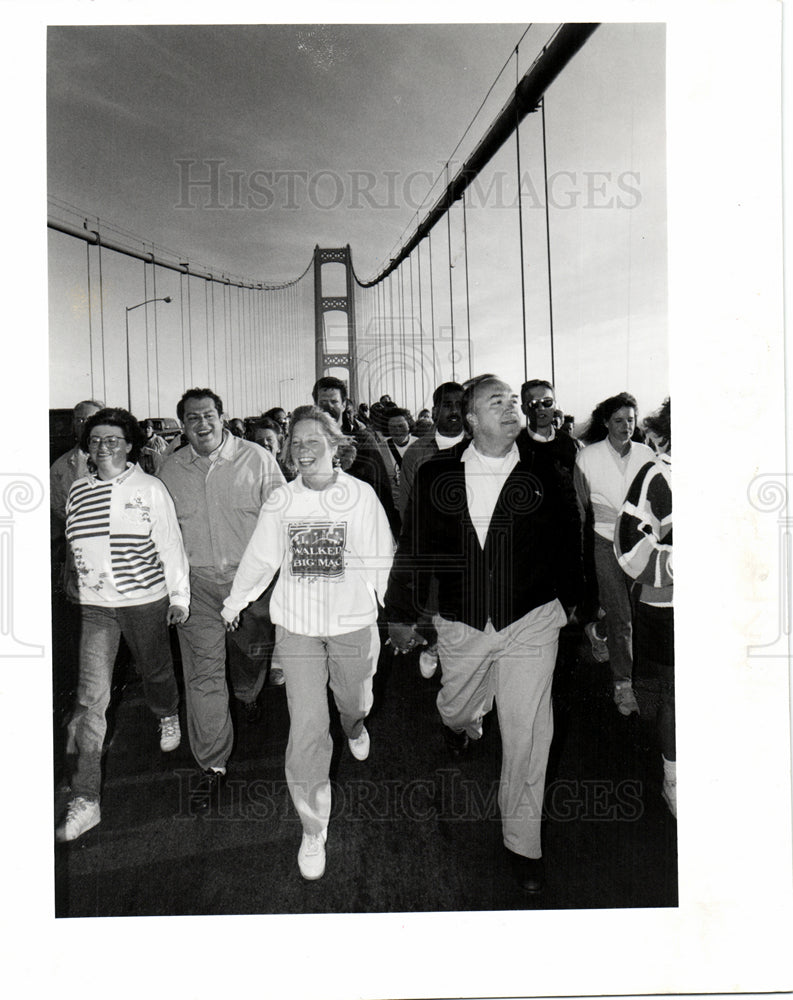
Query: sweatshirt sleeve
221 490 287 622
149 481 191 609
358 483 395 601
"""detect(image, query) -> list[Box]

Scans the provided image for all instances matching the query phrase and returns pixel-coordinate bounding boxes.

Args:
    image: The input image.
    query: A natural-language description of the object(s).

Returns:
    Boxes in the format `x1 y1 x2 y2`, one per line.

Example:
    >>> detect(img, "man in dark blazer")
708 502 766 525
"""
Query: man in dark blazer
384 374 582 893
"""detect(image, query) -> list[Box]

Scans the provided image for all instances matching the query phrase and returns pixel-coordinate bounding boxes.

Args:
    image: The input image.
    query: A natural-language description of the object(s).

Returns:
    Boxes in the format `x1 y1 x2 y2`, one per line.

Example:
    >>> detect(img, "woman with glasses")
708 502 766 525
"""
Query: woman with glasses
56 407 190 843
574 393 654 716
221 405 394 881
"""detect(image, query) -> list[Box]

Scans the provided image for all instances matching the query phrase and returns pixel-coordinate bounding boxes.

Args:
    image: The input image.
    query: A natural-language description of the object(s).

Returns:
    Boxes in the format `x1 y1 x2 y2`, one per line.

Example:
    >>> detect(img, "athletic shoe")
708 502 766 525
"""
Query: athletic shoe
443 726 469 759
348 726 370 761
298 829 327 880
419 646 439 679
584 622 609 663
159 714 181 751
190 768 225 814
613 681 640 716
662 778 677 818
56 796 101 842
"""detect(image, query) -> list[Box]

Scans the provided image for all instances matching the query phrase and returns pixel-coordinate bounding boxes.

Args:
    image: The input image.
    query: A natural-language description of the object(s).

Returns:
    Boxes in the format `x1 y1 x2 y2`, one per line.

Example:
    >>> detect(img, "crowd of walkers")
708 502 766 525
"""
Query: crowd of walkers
50 373 673 891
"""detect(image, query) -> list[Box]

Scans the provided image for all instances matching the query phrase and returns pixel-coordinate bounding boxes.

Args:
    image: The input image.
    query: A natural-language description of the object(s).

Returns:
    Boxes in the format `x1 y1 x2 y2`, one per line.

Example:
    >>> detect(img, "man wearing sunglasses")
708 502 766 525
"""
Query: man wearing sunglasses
519 379 579 476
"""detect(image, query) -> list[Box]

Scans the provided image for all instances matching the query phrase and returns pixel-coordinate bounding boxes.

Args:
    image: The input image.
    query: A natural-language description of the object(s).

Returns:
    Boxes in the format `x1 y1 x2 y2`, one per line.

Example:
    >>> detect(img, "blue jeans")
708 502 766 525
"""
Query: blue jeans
67 597 179 801
593 533 635 686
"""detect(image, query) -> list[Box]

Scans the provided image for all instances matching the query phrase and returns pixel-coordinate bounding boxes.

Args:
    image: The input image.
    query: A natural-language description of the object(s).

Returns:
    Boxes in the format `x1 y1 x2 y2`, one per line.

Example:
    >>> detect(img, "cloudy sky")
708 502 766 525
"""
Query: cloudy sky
47 21 668 422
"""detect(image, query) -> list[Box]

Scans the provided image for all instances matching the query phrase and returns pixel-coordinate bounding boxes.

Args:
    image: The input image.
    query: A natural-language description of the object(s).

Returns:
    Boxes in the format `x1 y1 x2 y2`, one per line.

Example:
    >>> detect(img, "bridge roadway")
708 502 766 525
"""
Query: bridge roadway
53 619 677 916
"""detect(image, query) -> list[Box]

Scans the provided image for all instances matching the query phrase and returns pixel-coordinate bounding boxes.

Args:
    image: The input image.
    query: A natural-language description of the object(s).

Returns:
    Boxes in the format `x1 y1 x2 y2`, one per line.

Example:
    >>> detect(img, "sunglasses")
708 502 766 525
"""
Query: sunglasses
527 397 555 409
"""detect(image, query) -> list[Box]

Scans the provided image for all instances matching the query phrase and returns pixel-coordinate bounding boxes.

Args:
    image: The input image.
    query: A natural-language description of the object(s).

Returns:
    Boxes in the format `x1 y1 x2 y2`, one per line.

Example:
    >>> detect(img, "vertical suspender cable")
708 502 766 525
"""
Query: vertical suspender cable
223 282 231 404
540 96 556 386
409 254 417 411
97 238 107 404
385 275 392 400
233 281 238 408
252 287 258 411
210 280 218 390
241 285 247 415
428 231 437 386
143 260 151 416
445 175 456 382
152 261 161 416
85 242 95 400
179 273 187 388
417 242 425 399
462 190 473 380
204 278 211 392
514 49 529 384
398 265 407 404
186 269 194 389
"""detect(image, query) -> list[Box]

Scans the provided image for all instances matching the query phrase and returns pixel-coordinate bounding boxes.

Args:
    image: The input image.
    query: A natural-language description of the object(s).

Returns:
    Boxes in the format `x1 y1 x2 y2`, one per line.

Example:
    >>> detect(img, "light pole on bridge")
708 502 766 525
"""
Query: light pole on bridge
125 296 171 414
278 377 295 406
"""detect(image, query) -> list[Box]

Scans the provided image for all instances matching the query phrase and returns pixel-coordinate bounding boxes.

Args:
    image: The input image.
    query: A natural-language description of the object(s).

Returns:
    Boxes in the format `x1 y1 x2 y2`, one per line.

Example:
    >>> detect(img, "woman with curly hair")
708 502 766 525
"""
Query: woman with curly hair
221 404 394 880
574 392 654 715
56 407 190 842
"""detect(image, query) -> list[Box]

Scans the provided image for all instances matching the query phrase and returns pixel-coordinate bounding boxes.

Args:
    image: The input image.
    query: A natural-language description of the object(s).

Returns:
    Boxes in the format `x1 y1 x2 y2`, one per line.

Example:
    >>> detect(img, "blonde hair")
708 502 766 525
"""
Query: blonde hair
284 405 345 472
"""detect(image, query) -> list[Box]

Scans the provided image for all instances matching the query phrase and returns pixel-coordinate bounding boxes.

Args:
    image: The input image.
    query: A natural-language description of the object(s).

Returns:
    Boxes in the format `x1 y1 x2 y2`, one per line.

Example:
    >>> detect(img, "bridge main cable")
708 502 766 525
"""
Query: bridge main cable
46 217 312 290
359 22 599 288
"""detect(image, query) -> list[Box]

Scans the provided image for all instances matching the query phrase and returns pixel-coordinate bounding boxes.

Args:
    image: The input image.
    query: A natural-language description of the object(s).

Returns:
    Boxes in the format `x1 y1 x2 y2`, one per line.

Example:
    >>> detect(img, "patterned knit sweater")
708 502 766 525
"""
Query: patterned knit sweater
614 454 672 606
66 463 190 609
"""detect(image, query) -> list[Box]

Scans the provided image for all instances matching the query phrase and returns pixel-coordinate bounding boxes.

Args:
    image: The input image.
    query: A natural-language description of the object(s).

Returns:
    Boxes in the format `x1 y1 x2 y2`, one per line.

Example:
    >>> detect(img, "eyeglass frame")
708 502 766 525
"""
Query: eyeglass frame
87 435 127 450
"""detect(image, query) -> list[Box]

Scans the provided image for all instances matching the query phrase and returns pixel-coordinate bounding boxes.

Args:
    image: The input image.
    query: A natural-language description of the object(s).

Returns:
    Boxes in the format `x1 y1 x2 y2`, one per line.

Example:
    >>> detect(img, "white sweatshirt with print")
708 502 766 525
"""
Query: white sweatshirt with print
222 471 394 637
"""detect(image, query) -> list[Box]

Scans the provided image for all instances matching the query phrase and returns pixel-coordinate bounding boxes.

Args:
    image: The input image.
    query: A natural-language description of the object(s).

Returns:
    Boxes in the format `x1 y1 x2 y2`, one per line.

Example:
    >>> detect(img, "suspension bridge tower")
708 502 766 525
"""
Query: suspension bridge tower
313 245 359 400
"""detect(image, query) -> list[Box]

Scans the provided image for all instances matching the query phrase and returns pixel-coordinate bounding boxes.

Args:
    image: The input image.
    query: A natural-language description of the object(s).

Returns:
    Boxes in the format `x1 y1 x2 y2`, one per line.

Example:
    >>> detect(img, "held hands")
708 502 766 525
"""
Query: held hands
167 605 189 626
224 613 241 632
386 623 427 655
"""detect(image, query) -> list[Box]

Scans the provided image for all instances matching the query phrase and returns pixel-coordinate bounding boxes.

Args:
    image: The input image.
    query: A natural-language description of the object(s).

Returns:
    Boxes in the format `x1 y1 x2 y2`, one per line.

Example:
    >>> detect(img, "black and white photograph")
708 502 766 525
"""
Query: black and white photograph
2 0 792 998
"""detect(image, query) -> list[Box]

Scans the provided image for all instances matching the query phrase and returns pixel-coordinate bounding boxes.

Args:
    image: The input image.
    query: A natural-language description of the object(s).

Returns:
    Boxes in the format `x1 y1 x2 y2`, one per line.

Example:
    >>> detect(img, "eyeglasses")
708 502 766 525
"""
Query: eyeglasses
527 397 555 409
88 436 125 450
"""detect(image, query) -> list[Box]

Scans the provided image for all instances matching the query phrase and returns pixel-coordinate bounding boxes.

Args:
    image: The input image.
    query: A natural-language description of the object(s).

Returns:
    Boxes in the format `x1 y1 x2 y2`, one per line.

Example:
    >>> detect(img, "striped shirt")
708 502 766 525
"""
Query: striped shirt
66 463 190 608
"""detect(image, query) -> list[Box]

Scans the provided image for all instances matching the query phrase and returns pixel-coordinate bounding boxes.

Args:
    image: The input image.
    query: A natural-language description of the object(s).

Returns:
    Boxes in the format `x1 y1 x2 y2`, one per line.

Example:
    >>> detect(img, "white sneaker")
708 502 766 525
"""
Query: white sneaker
419 647 439 679
159 714 181 752
56 796 101 842
662 778 677 818
298 829 327 880
348 726 370 761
